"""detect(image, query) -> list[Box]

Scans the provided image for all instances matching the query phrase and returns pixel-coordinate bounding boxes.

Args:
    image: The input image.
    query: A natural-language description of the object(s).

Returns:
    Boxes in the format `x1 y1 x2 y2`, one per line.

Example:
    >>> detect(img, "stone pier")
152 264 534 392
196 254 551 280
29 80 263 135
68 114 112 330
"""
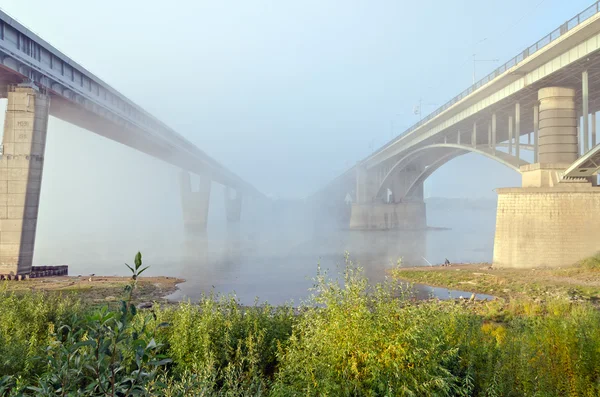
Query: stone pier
224 187 242 222
349 200 426 230
493 87 600 268
179 171 211 232
0 84 49 276
349 164 426 230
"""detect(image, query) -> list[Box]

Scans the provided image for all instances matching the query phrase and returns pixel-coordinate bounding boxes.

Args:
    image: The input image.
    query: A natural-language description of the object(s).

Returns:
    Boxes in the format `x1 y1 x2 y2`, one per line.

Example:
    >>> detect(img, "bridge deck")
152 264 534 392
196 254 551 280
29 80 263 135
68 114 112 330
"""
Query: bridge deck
0 9 259 195
361 1 600 170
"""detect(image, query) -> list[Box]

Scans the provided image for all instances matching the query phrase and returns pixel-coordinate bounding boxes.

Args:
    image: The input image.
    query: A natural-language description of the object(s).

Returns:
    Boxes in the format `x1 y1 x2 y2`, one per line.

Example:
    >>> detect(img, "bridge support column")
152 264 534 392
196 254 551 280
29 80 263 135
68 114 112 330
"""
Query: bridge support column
349 200 426 230
0 85 49 276
179 171 211 233
493 86 600 268
350 167 426 230
224 187 242 222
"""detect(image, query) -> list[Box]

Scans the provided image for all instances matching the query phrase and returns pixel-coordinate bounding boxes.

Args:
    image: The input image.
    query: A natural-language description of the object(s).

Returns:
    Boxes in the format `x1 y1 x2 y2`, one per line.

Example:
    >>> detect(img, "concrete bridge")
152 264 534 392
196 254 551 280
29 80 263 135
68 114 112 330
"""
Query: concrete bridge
318 1 600 269
0 10 261 276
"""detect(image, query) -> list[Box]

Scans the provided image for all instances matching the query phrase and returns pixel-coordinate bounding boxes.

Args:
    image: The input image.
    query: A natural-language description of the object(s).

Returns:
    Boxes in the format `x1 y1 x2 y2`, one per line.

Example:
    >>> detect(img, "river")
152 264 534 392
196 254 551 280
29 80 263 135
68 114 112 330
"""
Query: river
33 199 497 305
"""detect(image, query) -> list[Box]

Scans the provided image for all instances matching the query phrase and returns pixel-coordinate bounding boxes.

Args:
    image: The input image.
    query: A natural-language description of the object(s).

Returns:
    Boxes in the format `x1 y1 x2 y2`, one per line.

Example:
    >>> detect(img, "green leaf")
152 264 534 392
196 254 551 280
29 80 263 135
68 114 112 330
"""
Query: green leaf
149 358 173 366
137 266 150 277
134 252 142 269
73 340 96 350
146 338 157 349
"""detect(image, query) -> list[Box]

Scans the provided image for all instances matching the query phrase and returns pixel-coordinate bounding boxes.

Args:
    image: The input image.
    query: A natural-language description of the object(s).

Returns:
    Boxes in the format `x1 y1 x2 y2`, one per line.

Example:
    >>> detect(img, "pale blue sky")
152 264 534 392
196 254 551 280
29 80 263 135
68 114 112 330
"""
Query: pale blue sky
0 0 594 199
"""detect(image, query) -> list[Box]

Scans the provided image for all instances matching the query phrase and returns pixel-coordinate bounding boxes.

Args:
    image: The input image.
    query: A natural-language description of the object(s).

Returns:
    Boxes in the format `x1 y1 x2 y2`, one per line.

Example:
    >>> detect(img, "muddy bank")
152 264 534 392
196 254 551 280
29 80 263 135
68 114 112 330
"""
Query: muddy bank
391 260 600 301
0 275 184 306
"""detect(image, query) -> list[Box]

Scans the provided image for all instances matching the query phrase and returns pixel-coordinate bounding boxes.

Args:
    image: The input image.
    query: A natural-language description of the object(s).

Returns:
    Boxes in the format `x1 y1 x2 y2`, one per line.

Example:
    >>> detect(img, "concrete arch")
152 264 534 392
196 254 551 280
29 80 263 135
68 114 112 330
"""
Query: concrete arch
375 143 528 197
403 150 465 199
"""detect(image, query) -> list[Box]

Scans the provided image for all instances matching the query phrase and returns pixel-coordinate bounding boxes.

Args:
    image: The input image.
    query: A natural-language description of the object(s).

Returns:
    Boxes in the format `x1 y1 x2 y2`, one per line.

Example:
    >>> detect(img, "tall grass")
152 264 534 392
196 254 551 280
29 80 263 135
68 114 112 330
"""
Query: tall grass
0 288 81 377
1 254 600 395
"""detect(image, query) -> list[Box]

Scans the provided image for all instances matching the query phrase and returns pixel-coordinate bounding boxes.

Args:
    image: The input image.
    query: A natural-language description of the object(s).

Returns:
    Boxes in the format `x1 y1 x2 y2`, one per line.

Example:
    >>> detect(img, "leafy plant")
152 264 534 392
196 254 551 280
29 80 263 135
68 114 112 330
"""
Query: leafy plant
24 252 171 396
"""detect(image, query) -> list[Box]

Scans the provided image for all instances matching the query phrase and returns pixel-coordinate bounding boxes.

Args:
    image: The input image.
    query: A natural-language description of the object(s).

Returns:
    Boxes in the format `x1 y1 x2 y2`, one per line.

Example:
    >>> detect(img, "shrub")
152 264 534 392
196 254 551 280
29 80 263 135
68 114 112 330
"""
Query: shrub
161 294 295 394
271 260 475 396
0 288 81 377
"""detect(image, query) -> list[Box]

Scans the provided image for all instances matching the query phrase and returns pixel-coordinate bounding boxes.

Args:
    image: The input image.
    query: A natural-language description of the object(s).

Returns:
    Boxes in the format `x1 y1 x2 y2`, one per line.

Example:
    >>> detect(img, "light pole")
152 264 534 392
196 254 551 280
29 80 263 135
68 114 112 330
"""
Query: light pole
414 99 438 121
473 54 499 84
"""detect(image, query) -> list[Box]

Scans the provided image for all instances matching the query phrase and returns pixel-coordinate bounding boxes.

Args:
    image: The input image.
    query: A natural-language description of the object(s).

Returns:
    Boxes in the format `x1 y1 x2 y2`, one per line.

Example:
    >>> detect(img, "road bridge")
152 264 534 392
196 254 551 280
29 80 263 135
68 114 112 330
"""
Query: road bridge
318 2 600 268
0 10 261 276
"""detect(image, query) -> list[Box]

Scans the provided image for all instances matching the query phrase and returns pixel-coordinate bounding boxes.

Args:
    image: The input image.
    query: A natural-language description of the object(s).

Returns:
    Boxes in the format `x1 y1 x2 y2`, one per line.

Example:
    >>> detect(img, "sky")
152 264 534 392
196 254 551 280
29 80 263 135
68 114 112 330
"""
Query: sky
0 0 595 201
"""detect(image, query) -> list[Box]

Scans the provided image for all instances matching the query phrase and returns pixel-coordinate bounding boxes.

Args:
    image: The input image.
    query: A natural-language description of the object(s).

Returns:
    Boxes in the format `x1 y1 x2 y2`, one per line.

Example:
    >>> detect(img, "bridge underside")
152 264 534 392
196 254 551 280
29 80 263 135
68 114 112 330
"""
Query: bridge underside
344 83 600 267
0 75 246 275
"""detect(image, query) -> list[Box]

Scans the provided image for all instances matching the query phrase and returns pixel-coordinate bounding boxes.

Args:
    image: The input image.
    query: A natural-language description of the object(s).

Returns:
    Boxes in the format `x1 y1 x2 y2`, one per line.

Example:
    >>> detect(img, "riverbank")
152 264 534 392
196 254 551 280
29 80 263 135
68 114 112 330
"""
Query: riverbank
391 254 600 301
2 258 600 396
0 275 183 306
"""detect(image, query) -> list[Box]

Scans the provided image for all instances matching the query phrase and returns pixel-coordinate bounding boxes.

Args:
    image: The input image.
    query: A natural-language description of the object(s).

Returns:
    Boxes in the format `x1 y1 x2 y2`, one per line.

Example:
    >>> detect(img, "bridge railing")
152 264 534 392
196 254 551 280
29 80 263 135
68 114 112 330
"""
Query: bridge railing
371 1 600 158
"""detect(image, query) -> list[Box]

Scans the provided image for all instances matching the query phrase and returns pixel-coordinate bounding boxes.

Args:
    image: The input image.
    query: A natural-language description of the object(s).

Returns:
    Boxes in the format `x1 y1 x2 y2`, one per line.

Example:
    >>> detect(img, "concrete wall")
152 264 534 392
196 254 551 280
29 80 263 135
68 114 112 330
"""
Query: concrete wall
493 187 600 268
349 201 426 230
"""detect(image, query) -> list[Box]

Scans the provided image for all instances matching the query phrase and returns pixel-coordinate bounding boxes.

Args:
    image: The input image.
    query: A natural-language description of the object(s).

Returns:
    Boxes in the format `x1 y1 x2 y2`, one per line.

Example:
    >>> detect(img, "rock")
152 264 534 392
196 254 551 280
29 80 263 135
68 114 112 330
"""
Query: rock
137 302 153 310
104 296 116 301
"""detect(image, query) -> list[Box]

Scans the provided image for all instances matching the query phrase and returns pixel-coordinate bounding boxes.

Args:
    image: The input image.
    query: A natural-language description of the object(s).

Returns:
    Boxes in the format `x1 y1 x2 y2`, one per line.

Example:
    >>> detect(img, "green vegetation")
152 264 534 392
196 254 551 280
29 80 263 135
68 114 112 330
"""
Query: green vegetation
1 253 600 395
392 253 600 301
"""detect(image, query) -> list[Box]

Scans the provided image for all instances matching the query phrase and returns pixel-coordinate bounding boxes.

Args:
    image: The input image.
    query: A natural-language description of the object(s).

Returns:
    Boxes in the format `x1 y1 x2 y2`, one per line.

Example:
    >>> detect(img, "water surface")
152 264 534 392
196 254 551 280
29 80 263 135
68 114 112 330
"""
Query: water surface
34 202 497 305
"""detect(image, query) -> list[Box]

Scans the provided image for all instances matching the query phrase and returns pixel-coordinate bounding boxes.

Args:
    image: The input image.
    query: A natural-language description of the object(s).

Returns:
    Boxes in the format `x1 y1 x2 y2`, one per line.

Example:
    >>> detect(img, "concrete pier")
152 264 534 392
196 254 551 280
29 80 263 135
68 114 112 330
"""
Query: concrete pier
0 85 49 275
179 171 211 232
351 163 426 230
537 87 578 164
494 186 600 268
349 200 426 230
224 187 242 222
493 86 600 268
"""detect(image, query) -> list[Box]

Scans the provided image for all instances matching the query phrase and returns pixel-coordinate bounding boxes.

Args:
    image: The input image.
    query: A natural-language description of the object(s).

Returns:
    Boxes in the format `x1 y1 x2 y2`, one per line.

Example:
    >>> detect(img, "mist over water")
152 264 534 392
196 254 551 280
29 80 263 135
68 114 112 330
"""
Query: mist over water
31 118 497 305
22 117 500 306
4 0 565 306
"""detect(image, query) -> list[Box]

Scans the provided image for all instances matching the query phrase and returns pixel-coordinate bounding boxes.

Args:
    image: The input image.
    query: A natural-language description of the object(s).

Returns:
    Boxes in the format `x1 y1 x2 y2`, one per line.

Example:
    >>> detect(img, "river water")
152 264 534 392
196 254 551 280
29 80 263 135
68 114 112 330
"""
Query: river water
33 200 497 305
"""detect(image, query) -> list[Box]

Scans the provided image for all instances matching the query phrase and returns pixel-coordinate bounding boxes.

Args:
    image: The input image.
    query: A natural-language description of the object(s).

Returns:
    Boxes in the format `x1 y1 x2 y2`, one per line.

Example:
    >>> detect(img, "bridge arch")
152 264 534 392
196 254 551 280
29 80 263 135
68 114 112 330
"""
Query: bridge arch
375 143 528 198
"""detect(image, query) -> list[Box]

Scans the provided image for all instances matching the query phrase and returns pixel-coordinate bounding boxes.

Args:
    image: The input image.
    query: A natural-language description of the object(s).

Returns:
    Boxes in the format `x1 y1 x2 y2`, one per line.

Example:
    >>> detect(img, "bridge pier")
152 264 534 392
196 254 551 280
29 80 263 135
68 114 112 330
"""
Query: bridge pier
224 187 242 222
179 171 211 233
493 86 600 268
0 84 49 276
350 165 426 230
349 201 426 230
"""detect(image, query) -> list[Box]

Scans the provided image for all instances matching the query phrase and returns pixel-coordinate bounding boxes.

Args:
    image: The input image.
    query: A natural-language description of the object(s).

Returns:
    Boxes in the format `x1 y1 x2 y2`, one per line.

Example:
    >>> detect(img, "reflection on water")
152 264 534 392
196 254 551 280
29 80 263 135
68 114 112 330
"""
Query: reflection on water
34 203 498 306
167 224 494 305
167 204 497 305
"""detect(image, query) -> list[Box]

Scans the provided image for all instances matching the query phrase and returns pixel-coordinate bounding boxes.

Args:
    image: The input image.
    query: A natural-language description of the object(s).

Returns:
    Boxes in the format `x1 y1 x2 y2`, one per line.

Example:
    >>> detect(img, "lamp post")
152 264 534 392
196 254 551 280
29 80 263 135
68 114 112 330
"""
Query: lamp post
413 99 438 121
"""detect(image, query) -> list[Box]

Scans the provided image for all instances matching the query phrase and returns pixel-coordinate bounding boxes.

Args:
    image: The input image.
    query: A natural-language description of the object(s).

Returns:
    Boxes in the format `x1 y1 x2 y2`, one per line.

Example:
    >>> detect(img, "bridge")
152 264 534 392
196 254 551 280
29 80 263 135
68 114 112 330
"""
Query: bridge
318 1 600 269
0 10 260 276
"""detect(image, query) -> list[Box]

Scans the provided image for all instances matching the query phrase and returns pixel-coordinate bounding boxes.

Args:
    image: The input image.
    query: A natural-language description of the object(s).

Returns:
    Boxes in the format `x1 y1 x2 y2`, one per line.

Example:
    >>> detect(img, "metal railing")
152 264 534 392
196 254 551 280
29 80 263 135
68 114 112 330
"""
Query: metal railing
370 1 600 159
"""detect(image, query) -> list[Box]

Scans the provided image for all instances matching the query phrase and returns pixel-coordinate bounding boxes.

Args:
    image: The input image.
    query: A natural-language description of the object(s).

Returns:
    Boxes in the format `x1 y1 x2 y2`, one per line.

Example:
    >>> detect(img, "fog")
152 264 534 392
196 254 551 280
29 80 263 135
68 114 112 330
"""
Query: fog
0 0 594 303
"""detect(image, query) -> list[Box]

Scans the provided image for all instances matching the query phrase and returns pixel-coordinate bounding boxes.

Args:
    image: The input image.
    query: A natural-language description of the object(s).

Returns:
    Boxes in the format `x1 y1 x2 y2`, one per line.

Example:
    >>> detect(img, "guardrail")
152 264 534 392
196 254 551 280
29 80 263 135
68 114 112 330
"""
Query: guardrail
372 1 600 157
